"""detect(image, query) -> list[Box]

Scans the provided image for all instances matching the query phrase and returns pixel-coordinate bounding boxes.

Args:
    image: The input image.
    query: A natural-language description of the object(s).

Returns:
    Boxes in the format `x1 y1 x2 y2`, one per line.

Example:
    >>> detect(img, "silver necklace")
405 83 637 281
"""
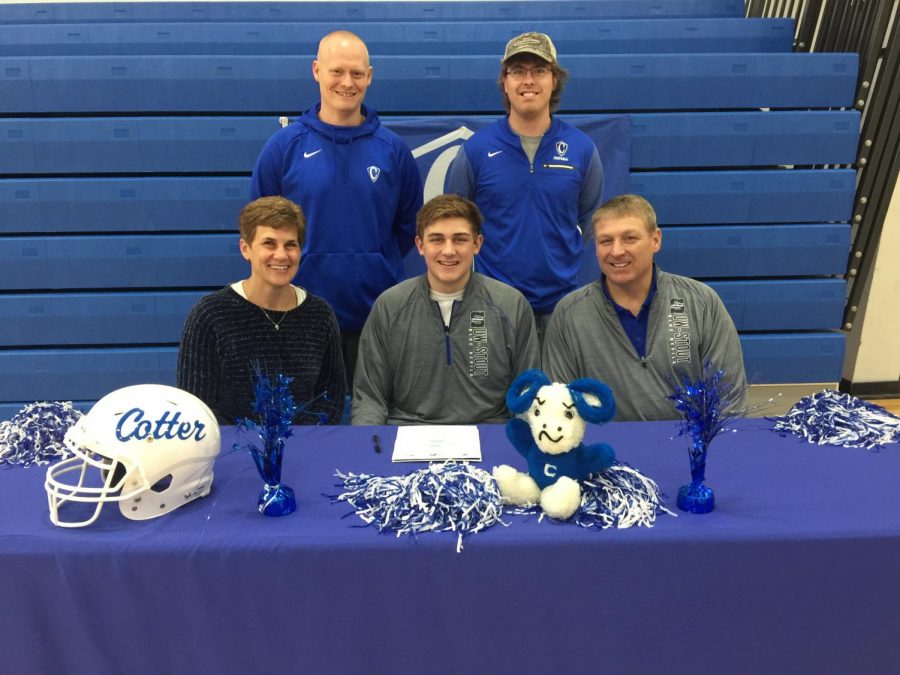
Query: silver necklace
258 294 296 331
259 306 290 331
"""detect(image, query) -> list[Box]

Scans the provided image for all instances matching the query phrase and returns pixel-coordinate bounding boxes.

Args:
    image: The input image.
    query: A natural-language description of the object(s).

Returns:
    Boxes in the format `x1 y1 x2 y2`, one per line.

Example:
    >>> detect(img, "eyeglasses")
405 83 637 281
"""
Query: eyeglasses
506 65 552 80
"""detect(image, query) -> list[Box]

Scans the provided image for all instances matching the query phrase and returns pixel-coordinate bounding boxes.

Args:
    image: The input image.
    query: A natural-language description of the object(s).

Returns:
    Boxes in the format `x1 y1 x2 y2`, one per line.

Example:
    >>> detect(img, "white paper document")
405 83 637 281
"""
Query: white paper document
391 425 482 462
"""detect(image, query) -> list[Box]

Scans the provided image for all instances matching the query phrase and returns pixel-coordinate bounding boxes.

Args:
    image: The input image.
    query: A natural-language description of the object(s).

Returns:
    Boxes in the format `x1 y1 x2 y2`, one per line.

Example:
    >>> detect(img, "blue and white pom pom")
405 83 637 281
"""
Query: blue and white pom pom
577 464 676 528
0 401 83 468
771 389 900 449
333 462 505 552
510 463 675 528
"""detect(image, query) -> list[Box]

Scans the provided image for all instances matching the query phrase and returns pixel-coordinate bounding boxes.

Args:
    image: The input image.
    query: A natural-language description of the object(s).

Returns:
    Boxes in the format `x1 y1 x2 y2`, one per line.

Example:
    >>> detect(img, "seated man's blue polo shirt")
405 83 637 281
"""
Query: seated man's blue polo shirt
601 267 658 359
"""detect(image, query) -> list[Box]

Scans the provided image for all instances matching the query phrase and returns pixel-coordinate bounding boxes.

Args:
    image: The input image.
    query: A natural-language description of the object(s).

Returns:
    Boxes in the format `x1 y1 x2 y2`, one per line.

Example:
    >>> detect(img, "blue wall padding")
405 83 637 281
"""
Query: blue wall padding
707 279 846 331
0 348 178 401
1 235 245 290
0 18 794 57
1 170 856 236
0 110 858 175
631 169 855 224
0 1 747 23
1 53 858 114
656 224 850 277
0 177 248 234
741 333 846 384
0 332 843 403
0 292 204 346
0 280 845 348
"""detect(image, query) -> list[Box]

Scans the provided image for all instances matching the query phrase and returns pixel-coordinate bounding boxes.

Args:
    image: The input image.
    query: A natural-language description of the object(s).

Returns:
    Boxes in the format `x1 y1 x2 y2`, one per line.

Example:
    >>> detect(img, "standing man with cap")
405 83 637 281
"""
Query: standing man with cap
250 30 423 384
444 32 605 339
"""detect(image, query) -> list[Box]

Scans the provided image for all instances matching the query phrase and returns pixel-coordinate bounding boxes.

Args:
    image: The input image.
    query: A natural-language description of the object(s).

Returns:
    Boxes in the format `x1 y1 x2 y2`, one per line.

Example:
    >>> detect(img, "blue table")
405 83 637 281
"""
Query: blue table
2 419 898 674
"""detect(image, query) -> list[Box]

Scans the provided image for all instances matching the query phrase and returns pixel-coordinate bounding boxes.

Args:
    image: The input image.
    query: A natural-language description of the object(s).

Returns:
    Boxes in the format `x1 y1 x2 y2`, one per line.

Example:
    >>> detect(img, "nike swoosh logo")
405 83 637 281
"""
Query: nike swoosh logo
488 151 503 158
303 149 322 158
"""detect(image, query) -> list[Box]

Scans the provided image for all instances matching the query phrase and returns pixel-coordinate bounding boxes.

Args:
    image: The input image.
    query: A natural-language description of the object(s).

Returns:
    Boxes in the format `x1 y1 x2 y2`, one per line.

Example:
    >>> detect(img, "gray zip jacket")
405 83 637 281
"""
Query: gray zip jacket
543 268 746 421
352 273 540 425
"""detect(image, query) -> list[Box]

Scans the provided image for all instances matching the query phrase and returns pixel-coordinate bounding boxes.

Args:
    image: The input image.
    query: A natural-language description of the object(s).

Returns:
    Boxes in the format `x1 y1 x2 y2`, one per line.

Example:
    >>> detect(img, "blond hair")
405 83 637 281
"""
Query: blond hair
592 194 658 235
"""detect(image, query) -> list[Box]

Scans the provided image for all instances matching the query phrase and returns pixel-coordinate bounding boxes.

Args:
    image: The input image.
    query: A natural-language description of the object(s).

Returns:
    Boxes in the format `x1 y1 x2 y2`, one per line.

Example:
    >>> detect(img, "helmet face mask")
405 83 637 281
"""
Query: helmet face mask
45 385 221 528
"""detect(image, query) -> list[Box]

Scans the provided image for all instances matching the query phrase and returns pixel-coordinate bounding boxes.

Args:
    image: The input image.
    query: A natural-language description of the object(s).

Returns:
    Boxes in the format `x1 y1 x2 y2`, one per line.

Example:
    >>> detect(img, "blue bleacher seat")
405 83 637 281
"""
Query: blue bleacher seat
708 279 846 331
628 110 859 168
656 224 850 277
0 348 178 401
0 18 794 57
1 53 858 114
0 1 748 24
0 177 248 234
631 169 855 224
0 110 859 176
0 281 845 349
1 235 245 290
741 333 846 383
0 291 203 346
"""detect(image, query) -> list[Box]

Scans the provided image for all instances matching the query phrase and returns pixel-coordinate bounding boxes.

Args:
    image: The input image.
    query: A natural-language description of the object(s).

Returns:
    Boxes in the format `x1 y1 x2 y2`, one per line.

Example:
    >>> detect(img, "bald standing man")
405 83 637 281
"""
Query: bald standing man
251 31 423 384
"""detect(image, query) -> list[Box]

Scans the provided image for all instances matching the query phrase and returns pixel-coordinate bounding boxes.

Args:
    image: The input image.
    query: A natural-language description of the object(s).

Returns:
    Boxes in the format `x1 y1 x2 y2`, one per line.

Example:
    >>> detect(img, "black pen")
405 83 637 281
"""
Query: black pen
372 434 382 453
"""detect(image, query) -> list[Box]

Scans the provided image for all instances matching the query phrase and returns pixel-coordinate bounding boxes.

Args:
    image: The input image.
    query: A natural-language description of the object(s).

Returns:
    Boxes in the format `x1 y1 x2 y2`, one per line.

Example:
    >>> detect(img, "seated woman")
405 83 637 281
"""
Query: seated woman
177 196 345 424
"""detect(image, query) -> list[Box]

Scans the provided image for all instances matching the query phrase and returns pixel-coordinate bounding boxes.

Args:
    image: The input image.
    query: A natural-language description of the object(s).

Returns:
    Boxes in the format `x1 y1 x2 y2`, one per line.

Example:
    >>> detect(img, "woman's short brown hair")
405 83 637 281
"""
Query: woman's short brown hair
239 196 306 246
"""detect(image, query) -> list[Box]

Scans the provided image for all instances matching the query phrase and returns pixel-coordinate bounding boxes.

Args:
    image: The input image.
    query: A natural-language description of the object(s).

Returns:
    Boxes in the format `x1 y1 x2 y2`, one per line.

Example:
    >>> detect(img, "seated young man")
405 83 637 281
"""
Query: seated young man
543 194 746 421
177 196 345 424
351 194 540 425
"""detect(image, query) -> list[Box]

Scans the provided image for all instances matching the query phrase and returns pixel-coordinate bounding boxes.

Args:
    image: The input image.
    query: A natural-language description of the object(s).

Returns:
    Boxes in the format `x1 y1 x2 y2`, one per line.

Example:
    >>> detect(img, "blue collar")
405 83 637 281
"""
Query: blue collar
601 268 657 358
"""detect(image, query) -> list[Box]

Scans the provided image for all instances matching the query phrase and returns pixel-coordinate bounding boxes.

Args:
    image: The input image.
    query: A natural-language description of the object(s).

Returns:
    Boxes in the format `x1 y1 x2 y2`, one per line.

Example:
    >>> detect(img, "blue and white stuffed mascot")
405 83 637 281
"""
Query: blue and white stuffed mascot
494 369 617 520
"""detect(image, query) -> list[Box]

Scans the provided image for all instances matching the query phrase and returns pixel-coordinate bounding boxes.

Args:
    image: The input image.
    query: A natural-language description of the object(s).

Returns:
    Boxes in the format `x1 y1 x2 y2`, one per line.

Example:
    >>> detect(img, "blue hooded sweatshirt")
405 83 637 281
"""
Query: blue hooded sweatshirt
250 104 423 332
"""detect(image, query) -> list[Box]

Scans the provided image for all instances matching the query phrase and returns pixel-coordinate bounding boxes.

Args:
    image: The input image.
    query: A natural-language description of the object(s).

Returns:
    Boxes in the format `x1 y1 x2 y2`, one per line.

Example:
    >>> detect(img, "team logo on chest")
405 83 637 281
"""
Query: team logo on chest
367 166 381 183
551 140 572 163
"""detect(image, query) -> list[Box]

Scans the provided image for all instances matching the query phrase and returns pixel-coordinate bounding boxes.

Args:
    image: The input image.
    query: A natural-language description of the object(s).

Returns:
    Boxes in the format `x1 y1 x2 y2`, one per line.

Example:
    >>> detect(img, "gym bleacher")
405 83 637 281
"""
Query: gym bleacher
0 0 858 419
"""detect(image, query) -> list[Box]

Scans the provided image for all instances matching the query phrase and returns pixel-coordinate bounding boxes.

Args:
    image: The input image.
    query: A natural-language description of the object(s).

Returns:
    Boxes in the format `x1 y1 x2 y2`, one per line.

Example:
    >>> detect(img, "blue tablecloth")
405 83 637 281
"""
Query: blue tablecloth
2 419 899 674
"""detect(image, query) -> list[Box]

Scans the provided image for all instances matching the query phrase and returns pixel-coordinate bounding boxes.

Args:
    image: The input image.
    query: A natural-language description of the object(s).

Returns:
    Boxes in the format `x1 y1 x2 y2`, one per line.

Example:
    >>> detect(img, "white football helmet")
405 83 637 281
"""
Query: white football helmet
45 384 221 528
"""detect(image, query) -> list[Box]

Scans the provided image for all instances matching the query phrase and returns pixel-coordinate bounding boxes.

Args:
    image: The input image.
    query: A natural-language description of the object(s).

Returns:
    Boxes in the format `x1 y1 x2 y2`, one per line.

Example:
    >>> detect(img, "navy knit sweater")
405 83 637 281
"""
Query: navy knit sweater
177 287 346 425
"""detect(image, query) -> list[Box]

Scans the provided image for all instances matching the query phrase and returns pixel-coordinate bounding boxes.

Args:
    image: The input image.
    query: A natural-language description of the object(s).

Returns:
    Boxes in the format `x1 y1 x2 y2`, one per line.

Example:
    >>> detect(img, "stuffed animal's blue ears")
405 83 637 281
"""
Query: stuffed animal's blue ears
506 369 552 414
568 378 616 424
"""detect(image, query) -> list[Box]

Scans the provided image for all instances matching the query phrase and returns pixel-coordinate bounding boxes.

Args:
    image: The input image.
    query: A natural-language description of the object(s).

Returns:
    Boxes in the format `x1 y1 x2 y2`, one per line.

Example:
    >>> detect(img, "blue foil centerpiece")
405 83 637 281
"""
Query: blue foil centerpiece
668 363 744 514
234 369 299 517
